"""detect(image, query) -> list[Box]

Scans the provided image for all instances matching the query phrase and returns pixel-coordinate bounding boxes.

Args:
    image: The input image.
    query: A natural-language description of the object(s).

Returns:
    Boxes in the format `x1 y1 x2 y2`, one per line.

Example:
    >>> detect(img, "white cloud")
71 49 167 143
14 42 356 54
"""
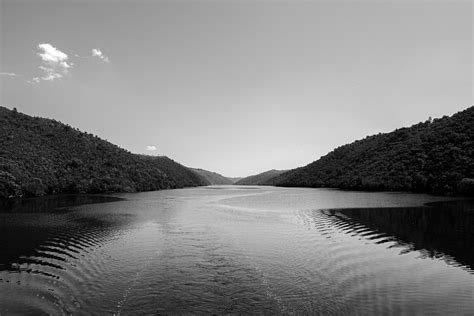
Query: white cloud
91 48 110 62
15 44 111 84
147 145 157 151
38 43 70 69
34 43 71 82
0 72 21 77
28 77 41 84
38 65 63 81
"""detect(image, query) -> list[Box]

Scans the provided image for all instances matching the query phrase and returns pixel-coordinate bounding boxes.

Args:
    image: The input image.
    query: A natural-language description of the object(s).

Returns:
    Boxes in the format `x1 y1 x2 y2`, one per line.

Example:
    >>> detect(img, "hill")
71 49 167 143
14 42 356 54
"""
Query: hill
235 169 287 185
190 168 234 185
228 177 243 183
267 107 474 195
0 106 209 198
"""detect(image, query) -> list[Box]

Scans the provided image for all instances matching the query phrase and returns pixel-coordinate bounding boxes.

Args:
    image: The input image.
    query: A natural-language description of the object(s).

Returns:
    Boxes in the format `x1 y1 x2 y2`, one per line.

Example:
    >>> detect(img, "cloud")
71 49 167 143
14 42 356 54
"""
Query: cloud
0 72 21 77
28 77 41 84
91 48 110 62
37 66 63 81
146 145 157 151
8 43 110 84
35 43 72 82
38 43 70 66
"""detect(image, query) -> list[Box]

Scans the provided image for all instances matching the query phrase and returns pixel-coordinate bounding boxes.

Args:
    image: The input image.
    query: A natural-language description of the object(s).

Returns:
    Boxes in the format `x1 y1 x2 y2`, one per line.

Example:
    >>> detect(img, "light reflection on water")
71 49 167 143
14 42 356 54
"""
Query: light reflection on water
0 186 473 314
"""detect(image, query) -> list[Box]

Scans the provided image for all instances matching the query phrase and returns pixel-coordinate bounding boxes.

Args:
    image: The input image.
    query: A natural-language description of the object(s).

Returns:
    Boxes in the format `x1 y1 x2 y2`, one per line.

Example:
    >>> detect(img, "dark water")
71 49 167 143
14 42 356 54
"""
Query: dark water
0 186 473 314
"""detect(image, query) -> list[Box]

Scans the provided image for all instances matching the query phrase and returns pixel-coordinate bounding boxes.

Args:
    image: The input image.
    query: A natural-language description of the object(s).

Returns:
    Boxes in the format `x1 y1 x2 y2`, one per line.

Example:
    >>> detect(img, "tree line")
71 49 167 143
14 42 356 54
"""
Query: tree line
0 106 209 198
267 106 474 196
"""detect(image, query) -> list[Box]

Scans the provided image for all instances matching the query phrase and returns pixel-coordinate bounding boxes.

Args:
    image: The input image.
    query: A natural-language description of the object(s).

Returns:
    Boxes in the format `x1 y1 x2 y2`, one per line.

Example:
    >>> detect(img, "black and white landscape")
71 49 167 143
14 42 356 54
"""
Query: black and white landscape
1 0 473 314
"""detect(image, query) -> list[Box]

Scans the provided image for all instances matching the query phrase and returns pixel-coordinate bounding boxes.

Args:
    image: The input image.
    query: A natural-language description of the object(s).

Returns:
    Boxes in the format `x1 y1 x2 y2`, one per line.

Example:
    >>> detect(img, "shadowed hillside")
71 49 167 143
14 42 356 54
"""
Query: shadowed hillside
190 168 234 185
267 106 474 196
0 106 209 198
228 177 243 183
235 169 287 185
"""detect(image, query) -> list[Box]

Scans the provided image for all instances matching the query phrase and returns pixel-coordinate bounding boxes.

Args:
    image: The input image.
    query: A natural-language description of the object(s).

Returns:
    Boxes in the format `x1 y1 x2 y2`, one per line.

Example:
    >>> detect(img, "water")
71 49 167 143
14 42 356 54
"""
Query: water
0 186 473 315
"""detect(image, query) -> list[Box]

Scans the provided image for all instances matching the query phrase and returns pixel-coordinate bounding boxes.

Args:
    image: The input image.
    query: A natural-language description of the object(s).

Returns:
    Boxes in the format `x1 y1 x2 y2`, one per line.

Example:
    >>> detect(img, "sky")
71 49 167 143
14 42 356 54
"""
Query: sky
1 0 472 177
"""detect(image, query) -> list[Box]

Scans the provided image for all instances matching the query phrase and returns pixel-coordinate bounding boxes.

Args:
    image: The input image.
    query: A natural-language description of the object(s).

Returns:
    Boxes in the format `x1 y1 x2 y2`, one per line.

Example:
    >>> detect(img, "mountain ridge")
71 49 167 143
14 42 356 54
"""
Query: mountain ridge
190 168 235 185
0 106 209 198
266 106 474 195
235 169 287 185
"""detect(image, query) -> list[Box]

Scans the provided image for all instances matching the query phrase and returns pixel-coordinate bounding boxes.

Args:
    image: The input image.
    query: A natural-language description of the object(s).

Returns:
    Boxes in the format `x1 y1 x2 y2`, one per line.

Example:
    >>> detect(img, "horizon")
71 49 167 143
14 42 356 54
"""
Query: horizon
1 0 472 177
1 103 471 180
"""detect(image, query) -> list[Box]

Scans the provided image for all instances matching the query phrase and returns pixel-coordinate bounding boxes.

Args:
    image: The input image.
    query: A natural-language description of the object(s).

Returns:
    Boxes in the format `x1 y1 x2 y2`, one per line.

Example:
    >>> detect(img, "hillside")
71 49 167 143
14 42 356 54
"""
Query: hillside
228 177 243 183
235 169 287 185
267 107 474 195
0 106 209 198
190 168 234 185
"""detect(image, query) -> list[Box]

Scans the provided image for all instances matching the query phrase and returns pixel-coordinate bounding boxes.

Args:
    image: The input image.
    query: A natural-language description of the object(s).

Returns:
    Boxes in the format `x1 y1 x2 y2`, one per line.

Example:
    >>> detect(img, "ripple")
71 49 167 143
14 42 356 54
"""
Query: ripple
0 200 136 315
321 203 474 273
2 190 473 314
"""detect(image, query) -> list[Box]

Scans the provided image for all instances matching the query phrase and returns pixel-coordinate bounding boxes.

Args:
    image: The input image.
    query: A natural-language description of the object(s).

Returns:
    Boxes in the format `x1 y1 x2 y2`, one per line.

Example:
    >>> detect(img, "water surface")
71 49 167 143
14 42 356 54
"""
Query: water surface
0 186 473 314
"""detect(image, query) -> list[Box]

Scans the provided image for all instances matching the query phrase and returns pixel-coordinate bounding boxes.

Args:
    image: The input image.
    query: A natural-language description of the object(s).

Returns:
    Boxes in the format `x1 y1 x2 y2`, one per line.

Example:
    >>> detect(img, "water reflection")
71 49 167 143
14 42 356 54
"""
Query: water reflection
323 200 474 273
0 194 128 275
0 195 134 314
1 189 473 314
0 194 123 213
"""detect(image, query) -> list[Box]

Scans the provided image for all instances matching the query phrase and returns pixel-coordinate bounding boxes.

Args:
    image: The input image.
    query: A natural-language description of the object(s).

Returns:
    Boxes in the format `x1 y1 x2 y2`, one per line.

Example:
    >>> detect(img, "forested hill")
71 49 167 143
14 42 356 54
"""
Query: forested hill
0 106 209 198
235 169 287 185
190 168 234 185
228 177 243 183
266 106 474 196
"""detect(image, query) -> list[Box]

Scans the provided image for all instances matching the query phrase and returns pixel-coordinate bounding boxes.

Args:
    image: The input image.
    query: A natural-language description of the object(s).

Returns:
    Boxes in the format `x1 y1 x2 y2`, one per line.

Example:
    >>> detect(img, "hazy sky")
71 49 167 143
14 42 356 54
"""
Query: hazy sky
1 0 472 177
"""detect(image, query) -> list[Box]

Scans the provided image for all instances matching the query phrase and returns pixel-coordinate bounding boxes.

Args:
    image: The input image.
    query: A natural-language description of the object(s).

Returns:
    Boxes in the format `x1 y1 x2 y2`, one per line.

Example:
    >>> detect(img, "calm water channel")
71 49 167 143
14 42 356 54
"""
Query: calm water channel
0 186 473 315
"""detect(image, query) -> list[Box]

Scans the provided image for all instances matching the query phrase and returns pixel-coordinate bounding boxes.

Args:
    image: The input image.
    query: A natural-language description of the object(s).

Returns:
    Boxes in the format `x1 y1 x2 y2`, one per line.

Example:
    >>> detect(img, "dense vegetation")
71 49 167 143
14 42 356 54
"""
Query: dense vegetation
228 176 243 183
235 169 287 185
0 106 209 198
267 107 474 196
190 168 235 185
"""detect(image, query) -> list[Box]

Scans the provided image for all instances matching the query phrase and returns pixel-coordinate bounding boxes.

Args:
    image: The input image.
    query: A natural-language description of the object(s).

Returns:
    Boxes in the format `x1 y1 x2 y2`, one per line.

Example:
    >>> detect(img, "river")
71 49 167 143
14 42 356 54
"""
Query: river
0 186 473 314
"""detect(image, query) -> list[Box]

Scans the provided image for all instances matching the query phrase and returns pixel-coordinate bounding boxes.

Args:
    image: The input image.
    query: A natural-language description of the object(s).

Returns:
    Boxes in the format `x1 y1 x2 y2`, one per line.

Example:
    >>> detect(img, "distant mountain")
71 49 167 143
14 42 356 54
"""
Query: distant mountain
228 177 243 183
267 106 474 196
190 168 234 185
235 169 287 185
0 106 209 198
